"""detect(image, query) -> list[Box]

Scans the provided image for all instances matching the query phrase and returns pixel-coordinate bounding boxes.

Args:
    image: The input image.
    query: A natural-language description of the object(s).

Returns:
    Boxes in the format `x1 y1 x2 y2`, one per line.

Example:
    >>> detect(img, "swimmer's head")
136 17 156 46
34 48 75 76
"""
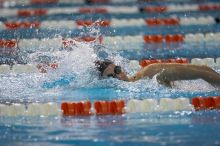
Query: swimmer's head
95 59 129 81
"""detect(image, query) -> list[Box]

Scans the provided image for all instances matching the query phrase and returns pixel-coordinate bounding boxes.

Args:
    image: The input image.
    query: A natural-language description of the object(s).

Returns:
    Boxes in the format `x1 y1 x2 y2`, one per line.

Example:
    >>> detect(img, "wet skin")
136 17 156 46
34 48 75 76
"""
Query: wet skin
103 63 220 87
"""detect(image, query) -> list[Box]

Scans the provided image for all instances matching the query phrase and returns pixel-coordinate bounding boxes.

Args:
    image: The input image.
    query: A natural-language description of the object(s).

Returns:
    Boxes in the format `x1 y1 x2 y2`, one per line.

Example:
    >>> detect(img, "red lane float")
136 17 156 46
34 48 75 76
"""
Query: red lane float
163 18 179 25
143 6 167 13
165 34 184 42
94 100 125 115
213 97 220 109
61 101 92 116
143 35 163 43
18 9 47 17
143 34 184 43
79 8 108 13
199 4 220 11
140 58 189 68
4 21 40 29
145 18 179 26
0 39 17 48
76 20 110 27
192 96 220 111
167 58 189 63
145 18 162 26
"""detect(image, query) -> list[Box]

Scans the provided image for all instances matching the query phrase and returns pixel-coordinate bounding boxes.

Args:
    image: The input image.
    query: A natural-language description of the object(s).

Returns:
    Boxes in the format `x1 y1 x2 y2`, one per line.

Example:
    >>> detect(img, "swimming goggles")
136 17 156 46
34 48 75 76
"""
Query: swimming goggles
107 66 122 78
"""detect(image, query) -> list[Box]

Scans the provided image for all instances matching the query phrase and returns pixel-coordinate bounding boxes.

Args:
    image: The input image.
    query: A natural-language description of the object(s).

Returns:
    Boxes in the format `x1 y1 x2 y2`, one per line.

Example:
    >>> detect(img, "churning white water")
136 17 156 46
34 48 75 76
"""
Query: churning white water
0 27 218 101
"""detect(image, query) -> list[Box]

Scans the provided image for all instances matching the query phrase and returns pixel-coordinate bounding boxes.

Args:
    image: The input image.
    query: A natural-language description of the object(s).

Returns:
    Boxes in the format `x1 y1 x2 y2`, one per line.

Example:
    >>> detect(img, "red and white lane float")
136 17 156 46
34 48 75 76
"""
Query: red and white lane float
1 0 220 12
1 57 220 74
0 97 220 117
0 63 58 74
140 58 189 68
1 16 217 30
1 3 220 18
102 33 220 47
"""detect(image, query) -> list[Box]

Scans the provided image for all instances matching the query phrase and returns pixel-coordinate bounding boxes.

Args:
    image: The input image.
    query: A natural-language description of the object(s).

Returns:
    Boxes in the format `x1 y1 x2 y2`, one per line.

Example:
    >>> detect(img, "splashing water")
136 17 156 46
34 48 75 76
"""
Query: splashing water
0 24 219 102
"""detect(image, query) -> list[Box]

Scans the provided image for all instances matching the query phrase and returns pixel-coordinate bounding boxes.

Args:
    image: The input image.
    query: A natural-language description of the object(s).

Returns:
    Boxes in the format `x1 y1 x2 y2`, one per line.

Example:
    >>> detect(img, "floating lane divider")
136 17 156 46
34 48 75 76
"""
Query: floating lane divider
140 58 189 68
1 0 220 7
1 57 220 74
1 97 220 117
0 16 218 30
0 102 60 116
101 33 220 46
140 57 220 68
0 63 58 74
1 3 220 17
2 33 219 52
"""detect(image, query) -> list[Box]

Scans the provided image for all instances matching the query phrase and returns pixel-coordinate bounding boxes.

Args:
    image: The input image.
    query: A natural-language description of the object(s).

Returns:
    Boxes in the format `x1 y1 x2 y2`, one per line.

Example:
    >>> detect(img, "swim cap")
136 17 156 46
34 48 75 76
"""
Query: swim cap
95 59 113 76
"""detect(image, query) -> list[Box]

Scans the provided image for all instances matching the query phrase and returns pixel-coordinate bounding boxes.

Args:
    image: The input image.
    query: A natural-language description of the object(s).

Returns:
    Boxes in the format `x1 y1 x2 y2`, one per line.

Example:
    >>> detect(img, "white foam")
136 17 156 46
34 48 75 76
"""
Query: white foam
129 60 140 71
38 38 62 51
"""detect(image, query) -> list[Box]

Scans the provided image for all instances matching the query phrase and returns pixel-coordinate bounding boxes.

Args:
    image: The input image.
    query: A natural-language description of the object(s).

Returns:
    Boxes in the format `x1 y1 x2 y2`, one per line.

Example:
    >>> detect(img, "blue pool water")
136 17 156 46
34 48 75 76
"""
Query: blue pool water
1 0 220 146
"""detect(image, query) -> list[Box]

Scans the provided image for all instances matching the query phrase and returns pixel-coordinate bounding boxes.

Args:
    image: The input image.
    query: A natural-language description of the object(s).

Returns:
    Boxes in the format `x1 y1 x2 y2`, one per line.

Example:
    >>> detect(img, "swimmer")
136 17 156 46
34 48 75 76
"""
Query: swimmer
95 59 220 88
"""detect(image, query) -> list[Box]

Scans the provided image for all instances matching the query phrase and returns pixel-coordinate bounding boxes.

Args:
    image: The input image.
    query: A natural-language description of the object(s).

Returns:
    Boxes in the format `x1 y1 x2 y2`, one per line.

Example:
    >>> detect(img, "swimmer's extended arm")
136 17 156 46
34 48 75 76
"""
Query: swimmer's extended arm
128 63 220 87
